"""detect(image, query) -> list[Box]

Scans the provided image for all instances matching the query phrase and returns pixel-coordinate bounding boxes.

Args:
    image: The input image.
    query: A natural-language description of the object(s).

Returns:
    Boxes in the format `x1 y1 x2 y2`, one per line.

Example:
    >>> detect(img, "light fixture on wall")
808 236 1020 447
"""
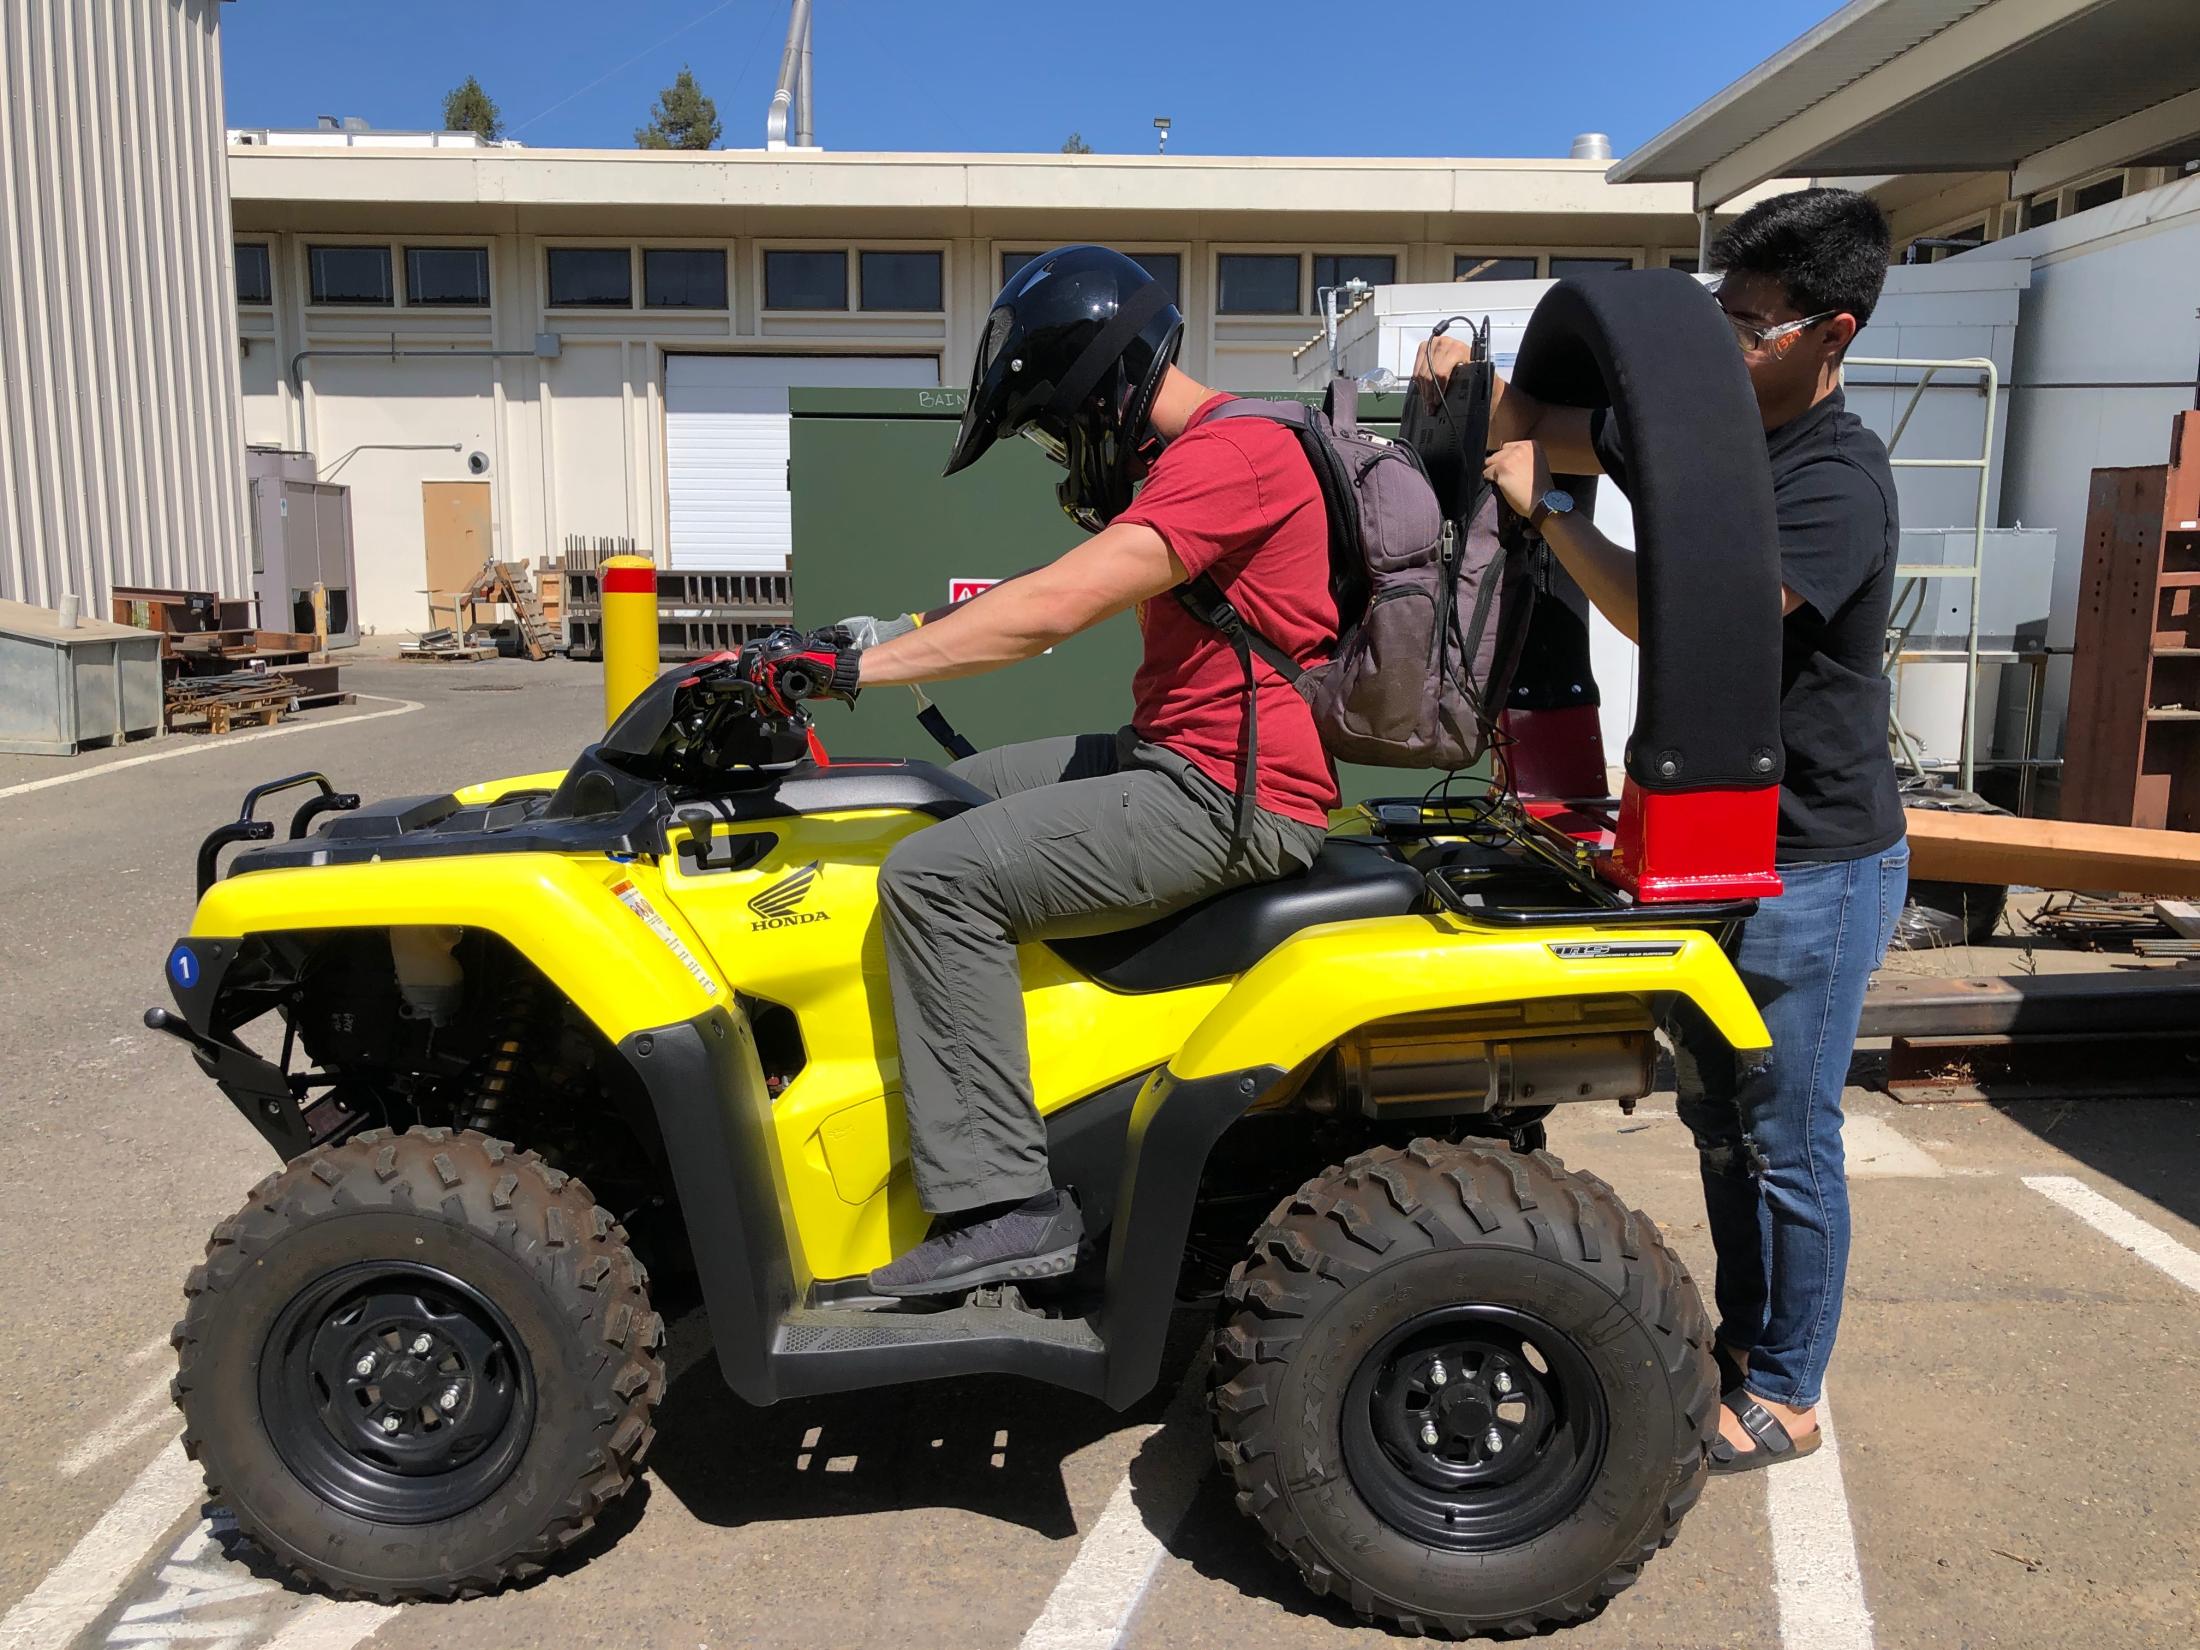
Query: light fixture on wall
1154 117 1171 155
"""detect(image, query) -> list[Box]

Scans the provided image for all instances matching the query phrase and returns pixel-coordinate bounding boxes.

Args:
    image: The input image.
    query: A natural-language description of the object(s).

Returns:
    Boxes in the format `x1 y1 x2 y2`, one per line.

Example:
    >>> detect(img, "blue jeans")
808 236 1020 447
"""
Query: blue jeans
1668 839 1909 1408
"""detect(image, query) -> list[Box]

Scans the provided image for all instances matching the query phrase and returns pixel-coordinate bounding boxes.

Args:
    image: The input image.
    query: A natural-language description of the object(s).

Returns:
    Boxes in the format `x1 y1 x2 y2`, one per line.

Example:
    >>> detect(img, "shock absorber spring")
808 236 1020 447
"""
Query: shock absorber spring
460 977 533 1137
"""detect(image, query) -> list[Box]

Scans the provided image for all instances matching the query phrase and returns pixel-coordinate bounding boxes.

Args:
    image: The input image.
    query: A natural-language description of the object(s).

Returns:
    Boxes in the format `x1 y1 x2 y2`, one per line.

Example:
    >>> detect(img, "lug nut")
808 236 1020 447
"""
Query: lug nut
1429 1359 1448 1387
1418 1421 1440 1447
438 1386 461 1412
1493 1370 1512 1395
1485 1426 1504 1454
353 1355 375 1377
379 1415 402 1434
410 1334 432 1355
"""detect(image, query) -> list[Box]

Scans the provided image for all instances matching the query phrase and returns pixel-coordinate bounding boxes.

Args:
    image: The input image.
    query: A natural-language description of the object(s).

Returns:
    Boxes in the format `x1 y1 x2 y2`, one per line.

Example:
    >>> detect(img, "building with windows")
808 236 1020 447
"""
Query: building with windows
228 142 1758 632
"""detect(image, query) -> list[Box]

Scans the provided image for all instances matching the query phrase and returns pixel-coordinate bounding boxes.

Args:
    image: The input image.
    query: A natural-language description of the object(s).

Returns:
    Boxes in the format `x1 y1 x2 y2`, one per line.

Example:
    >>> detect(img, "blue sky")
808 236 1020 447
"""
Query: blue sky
221 1 1839 158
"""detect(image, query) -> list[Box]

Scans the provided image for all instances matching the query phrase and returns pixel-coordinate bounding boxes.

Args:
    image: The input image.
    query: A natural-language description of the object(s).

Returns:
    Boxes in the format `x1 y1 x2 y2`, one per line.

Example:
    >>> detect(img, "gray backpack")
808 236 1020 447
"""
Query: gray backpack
1178 366 1531 827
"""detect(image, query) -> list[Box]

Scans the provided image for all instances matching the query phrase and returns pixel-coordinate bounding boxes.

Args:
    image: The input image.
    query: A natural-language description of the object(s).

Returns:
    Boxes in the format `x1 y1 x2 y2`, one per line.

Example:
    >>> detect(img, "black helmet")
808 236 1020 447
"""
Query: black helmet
943 245 1184 532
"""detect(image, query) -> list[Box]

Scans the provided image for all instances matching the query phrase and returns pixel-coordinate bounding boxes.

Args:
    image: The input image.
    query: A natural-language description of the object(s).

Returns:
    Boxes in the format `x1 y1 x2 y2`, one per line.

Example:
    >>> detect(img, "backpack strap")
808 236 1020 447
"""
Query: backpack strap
1174 573 1303 840
1205 398 1367 616
1322 373 1360 437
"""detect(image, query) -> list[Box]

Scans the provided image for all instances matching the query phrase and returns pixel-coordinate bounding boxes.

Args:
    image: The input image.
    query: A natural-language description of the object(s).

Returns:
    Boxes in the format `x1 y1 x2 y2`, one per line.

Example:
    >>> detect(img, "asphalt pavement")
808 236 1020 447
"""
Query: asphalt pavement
1 650 2194 1650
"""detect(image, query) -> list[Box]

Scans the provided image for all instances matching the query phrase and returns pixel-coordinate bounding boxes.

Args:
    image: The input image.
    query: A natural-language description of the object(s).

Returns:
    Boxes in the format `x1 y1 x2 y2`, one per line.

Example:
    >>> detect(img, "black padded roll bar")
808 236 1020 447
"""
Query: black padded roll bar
1509 271 1785 793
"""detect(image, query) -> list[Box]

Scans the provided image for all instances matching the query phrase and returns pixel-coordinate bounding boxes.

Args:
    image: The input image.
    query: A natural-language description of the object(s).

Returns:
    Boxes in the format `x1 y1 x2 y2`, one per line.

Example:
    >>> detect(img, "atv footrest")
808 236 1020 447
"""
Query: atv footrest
769 1302 1106 1399
779 1302 1102 1354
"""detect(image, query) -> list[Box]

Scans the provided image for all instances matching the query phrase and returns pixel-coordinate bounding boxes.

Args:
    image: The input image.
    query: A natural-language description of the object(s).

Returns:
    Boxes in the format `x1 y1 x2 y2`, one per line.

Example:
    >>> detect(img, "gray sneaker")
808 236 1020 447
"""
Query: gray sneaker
867 1190 1085 1298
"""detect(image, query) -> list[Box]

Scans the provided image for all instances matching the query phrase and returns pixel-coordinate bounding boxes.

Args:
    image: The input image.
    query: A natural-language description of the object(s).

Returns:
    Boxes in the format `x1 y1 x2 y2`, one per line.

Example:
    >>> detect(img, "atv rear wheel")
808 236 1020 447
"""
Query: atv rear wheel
173 1127 664 1601
1210 1140 1716 1639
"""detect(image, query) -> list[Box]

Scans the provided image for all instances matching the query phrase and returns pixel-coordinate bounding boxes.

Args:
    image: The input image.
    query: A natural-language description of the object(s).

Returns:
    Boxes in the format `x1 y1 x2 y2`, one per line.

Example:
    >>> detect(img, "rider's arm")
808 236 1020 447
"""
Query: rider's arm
858 523 1184 686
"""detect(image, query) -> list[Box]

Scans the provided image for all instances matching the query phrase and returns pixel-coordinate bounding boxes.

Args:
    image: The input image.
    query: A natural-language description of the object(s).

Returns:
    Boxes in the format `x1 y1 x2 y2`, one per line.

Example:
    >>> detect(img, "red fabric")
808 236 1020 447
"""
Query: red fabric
1115 396 1339 826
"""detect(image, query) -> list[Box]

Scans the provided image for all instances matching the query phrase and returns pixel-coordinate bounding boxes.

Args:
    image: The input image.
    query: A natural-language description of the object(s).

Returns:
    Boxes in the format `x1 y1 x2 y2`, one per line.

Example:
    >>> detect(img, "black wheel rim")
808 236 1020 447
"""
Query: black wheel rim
1340 1304 1608 1553
259 1261 535 1525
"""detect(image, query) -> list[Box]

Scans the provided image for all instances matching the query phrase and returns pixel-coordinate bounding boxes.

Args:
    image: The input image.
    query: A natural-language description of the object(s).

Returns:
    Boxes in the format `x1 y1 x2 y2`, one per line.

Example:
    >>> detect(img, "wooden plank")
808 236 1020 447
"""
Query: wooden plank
2156 900 2200 940
1904 806 2200 896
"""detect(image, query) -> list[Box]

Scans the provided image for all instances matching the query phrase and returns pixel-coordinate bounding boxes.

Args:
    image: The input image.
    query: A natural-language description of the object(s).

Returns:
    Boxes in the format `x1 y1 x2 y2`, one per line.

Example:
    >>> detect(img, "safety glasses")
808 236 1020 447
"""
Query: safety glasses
1720 304 1838 356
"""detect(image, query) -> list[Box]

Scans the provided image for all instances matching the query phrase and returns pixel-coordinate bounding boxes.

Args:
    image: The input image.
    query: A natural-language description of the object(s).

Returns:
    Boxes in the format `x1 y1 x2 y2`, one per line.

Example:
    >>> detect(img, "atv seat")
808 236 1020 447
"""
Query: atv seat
1051 839 1426 992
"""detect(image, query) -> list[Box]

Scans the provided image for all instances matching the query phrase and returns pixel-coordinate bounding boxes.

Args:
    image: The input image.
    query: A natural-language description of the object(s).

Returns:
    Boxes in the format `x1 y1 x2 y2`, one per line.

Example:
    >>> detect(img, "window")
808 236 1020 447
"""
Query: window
1454 253 1537 282
1549 255 1635 278
405 246 489 307
235 243 271 305
547 247 632 307
1312 254 1396 294
1666 255 1701 274
308 244 392 306
1920 223 1986 263
1130 253 1181 306
643 248 727 309
859 250 943 312
999 250 1180 307
2025 194 2059 229
764 249 848 310
1218 253 1300 314
2071 175 2125 214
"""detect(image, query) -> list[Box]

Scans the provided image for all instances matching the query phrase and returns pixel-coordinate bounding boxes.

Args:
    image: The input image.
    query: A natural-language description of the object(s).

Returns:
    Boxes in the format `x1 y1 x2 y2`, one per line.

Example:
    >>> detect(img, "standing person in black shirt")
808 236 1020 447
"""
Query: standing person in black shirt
1417 187 1907 1473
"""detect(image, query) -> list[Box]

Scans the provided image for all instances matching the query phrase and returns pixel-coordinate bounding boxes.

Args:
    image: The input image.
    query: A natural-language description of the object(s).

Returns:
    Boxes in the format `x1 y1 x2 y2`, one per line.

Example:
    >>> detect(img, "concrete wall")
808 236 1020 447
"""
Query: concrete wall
0 0 250 612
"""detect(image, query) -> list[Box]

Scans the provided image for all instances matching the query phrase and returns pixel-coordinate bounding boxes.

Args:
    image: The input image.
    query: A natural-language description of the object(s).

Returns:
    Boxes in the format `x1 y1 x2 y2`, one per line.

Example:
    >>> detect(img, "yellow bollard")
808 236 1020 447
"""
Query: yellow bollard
600 555 660 728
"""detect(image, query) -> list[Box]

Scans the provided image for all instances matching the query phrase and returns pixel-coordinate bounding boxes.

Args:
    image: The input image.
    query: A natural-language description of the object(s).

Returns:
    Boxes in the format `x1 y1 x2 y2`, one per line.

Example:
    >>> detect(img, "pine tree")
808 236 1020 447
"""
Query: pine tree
636 67 723 151
1061 132 1092 154
441 76 502 142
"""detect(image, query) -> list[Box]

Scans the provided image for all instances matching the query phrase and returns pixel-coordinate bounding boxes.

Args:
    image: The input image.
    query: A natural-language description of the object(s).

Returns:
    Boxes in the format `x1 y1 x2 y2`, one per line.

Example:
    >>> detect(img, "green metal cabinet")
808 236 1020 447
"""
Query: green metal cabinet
788 385 1426 802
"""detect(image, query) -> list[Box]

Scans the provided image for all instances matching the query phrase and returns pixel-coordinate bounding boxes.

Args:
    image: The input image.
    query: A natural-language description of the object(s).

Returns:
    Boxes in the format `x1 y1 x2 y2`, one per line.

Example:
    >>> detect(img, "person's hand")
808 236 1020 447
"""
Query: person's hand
740 630 861 716
1411 331 1478 411
836 613 920 650
1483 439 1551 520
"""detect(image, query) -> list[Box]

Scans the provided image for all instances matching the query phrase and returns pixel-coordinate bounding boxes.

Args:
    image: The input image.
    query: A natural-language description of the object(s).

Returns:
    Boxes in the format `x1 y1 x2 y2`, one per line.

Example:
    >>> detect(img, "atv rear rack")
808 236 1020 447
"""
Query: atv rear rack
195 771 360 897
1422 863 1755 930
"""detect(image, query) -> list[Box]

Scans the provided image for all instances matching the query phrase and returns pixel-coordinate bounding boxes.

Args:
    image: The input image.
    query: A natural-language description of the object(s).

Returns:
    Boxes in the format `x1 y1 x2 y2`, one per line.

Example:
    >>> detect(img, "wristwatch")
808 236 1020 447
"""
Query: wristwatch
1527 488 1575 533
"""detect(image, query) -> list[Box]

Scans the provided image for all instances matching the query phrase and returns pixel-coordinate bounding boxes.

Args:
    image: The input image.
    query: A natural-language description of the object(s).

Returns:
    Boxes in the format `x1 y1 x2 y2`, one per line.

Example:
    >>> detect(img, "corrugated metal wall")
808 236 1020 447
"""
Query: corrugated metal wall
0 0 249 614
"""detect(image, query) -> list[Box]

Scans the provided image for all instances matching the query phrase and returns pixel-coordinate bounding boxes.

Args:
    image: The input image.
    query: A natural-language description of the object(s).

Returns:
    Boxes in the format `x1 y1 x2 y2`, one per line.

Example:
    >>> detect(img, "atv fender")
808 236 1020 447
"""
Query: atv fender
186 854 726 1042
1172 913 1769 1080
1097 914 1768 1406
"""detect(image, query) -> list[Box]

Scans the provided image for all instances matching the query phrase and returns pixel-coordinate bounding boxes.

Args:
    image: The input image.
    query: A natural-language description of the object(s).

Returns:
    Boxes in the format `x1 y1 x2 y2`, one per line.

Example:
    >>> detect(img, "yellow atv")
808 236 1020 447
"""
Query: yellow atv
149 272 1787 1636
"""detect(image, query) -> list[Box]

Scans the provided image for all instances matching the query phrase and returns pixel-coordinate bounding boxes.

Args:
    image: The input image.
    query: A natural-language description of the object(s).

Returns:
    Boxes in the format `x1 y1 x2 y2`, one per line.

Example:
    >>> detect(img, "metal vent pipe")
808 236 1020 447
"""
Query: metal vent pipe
1569 132 1613 161
766 0 815 150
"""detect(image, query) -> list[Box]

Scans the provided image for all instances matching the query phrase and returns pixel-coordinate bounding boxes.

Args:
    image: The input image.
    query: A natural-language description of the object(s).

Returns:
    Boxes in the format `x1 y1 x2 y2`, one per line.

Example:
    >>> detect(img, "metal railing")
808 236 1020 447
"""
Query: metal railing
1844 355 2000 790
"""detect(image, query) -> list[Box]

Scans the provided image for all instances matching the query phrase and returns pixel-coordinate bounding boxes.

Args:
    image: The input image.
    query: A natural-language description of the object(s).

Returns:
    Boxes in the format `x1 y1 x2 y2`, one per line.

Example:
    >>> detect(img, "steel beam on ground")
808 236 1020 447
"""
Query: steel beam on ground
1857 970 2200 1040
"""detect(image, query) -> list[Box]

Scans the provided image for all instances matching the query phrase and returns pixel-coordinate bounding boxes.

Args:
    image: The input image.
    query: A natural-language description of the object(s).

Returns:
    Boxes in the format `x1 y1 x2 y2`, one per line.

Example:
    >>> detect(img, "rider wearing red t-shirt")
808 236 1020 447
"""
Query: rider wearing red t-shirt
824 246 1339 1295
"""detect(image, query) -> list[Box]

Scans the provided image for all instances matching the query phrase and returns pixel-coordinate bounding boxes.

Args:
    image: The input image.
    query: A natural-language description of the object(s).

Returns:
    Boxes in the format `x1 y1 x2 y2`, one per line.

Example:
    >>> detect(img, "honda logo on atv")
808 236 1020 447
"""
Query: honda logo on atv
749 862 829 931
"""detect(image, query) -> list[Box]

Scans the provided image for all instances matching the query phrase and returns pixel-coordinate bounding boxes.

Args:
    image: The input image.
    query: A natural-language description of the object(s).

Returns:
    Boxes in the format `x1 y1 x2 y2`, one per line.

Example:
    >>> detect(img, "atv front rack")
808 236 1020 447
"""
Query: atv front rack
196 771 360 898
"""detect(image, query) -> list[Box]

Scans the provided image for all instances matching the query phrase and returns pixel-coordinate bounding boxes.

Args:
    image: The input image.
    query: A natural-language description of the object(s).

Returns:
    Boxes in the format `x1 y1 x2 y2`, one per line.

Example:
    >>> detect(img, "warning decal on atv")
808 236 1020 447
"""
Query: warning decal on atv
609 878 721 998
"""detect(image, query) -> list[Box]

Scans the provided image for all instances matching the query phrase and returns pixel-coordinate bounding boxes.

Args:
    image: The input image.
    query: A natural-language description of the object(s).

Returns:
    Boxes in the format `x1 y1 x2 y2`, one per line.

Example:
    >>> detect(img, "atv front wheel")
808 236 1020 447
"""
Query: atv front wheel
1210 1140 1715 1639
172 1127 664 1601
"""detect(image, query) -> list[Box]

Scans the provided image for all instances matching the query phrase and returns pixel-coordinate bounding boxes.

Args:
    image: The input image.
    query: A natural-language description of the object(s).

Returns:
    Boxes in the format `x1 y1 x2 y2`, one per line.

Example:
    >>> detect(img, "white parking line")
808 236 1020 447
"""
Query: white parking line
258 1603 393 1650
2024 1175 2200 1294
0 697 423 803
1017 1364 1208 1650
0 1441 198 1650
62 1370 180 1478
1766 1396 1875 1650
